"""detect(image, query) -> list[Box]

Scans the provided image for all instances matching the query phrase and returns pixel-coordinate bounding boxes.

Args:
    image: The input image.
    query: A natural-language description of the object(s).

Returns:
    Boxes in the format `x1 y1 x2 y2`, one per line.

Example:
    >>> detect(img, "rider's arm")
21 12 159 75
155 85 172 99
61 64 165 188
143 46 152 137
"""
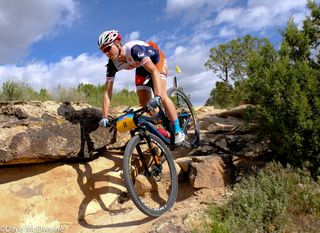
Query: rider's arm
103 60 117 117
143 60 162 97
102 78 114 117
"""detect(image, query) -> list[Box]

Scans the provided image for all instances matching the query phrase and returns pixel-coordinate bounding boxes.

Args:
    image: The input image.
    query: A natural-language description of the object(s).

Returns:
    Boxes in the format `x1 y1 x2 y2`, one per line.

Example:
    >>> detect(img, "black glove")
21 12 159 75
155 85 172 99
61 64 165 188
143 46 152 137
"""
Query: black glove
147 96 161 111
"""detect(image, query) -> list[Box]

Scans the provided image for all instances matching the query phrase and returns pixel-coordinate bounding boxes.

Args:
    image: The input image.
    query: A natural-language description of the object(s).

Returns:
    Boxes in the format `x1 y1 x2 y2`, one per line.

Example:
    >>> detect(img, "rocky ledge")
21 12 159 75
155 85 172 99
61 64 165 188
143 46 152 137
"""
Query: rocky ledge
0 102 270 233
0 101 116 165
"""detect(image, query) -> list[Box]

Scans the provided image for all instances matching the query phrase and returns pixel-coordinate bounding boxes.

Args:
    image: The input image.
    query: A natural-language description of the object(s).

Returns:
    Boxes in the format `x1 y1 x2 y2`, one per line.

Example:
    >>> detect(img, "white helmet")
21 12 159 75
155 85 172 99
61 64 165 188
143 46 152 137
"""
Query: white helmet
98 30 122 49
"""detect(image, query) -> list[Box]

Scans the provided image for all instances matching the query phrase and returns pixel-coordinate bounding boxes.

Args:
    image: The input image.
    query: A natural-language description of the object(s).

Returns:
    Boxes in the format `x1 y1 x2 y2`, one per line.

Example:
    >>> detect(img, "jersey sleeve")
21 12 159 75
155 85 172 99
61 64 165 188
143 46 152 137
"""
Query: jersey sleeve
131 45 151 65
106 59 118 81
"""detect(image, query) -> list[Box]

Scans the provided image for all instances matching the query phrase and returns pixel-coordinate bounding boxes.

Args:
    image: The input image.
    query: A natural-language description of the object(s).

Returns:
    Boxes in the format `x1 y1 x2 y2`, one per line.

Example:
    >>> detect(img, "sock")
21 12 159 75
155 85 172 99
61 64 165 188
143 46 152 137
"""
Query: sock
172 119 182 133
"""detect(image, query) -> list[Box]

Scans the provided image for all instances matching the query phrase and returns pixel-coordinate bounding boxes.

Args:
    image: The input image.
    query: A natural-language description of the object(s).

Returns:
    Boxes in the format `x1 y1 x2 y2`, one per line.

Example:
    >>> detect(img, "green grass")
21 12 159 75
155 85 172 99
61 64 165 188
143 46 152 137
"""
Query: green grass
0 80 139 107
198 162 320 233
110 89 139 107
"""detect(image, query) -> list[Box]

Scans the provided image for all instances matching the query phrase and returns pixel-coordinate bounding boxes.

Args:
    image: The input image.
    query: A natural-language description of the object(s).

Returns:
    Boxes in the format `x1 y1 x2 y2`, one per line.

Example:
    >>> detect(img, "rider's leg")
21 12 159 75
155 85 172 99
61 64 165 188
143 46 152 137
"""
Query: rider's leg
159 76 185 144
135 70 153 107
136 73 177 121
159 76 177 121
136 87 152 107
135 52 185 144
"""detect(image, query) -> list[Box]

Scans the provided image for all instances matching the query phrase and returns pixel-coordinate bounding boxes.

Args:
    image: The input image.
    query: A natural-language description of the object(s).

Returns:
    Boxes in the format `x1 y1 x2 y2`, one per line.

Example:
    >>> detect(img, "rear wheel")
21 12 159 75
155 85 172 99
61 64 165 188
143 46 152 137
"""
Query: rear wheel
123 133 178 217
167 87 200 148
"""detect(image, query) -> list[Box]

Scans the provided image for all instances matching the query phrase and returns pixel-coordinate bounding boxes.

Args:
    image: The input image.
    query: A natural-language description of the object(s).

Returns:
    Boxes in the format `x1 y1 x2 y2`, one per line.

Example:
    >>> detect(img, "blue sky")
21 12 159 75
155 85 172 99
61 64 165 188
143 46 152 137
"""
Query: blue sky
0 0 312 106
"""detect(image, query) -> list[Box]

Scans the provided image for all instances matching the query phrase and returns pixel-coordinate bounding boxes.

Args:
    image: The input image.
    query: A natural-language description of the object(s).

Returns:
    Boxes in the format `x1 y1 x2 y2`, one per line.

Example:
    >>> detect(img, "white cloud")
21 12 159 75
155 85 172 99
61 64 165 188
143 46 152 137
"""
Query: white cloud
214 0 307 31
214 8 243 25
173 46 187 56
247 0 306 11
167 70 218 106
0 42 215 106
165 0 234 24
219 27 237 38
165 0 204 13
166 43 218 106
165 0 232 15
0 0 78 64
0 0 312 108
127 31 140 41
165 0 307 36
0 53 136 96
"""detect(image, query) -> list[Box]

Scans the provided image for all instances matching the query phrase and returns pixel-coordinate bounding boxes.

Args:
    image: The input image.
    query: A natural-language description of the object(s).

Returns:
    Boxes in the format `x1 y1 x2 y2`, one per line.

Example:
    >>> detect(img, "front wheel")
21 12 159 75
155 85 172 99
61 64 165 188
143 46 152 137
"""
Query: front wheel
167 87 200 148
123 133 178 217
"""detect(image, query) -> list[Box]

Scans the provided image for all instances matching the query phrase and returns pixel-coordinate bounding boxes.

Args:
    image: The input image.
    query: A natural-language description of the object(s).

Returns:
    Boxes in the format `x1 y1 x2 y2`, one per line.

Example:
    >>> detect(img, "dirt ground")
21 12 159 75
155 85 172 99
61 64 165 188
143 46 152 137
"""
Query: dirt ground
0 148 229 233
69 149 229 233
0 106 242 233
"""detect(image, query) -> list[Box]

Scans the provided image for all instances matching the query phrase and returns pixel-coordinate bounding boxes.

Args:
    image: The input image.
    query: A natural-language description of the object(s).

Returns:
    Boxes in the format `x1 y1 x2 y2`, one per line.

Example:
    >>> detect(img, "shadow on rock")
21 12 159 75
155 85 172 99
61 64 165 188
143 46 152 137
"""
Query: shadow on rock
72 150 153 229
0 163 61 184
57 102 117 160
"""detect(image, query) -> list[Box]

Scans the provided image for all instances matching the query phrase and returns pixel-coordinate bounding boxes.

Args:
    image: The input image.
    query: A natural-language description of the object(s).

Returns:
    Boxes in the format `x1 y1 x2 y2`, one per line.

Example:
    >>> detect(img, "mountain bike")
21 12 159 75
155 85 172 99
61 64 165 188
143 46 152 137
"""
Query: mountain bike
108 105 177 217
107 88 199 217
109 88 200 217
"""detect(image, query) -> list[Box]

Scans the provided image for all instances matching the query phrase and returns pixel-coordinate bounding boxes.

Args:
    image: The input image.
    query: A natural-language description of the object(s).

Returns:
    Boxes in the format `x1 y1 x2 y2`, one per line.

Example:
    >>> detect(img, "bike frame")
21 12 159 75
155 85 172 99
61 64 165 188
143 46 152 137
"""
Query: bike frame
112 104 193 150
132 106 175 148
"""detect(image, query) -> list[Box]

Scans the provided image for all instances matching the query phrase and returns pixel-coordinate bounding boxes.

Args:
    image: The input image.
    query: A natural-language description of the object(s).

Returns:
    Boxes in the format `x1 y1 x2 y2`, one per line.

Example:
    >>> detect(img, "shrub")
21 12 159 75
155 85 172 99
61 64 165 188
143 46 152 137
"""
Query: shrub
205 81 233 108
50 85 85 103
201 163 320 233
0 80 38 101
245 2 320 177
111 89 139 107
77 83 104 107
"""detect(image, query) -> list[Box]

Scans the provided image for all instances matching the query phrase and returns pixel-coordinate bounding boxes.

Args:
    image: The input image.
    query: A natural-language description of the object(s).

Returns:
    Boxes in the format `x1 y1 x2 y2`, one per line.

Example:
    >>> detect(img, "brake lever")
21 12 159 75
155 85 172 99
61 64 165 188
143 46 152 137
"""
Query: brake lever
123 106 131 113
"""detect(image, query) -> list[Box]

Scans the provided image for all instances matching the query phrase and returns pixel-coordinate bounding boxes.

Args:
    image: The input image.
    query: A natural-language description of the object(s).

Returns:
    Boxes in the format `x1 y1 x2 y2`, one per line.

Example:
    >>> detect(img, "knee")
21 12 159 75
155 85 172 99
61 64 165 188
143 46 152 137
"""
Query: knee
139 98 148 107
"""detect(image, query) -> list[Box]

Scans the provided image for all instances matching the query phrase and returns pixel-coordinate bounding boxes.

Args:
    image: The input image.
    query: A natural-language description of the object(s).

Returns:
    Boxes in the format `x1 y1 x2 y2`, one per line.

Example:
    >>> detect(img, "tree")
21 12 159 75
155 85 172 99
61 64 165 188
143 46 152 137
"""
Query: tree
205 81 233 107
205 35 271 107
246 0 320 177
205 35 270 86
38 88 51 101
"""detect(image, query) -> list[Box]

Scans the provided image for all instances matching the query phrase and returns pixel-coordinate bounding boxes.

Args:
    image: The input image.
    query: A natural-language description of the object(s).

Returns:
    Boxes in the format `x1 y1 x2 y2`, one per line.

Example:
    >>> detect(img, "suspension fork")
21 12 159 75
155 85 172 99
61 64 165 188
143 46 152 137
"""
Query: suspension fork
132 130 162 177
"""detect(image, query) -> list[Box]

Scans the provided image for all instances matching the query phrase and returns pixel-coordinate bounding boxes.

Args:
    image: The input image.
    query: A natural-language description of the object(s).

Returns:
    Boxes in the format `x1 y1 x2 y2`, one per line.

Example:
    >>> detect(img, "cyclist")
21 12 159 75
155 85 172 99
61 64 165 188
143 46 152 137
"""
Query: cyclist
97 29 185 144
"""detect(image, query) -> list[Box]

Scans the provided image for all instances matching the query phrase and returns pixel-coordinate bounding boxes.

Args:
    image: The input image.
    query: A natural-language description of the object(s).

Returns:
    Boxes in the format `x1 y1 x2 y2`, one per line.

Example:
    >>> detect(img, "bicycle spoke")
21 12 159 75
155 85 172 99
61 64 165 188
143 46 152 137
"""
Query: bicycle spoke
123 134 178 217
168 87 200 148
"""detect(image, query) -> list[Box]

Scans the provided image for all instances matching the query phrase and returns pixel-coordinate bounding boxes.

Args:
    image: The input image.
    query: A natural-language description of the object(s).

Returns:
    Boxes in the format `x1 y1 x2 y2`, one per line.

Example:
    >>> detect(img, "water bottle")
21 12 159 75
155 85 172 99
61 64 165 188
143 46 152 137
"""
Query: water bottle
157 127 171 139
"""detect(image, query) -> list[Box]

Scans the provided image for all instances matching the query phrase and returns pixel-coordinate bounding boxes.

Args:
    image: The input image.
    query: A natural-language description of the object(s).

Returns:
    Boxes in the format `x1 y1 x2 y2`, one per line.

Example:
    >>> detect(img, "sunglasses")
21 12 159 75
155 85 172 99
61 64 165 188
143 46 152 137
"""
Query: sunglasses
102 44 113 53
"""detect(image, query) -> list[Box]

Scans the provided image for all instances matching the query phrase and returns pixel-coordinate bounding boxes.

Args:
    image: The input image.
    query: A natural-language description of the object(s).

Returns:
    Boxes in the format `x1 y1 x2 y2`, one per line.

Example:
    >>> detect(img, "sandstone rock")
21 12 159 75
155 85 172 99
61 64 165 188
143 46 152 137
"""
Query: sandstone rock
199 115 246 132
134 175 158 196
189 156 232 189
134 161 181 196
162 161 181 177
0 155 129 232
0 102 271 232
175 157 193 173
151 220 189 233
215 104 251 119
0 101 114 165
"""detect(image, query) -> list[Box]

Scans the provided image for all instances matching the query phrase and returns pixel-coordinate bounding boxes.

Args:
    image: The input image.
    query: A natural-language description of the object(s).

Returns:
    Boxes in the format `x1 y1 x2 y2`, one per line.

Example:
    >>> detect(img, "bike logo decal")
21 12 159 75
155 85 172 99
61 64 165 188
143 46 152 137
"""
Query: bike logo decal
138 52 144 58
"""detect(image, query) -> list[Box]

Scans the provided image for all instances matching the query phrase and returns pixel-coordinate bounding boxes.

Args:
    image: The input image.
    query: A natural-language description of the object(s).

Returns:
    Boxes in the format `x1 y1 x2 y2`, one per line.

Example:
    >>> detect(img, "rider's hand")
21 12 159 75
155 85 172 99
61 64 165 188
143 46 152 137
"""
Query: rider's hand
147 96 161 111
99 117 110 127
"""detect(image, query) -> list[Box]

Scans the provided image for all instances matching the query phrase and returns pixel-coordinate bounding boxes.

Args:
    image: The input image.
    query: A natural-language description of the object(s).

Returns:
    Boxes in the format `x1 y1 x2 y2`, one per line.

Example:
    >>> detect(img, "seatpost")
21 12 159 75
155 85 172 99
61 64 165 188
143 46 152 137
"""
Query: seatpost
173 76 180 106
173 76 178 88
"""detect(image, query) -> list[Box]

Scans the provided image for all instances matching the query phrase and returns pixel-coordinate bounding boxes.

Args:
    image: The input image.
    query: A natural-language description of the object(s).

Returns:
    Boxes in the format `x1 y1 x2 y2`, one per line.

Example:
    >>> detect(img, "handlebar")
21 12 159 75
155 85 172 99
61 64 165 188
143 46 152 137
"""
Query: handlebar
107 105 150 127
